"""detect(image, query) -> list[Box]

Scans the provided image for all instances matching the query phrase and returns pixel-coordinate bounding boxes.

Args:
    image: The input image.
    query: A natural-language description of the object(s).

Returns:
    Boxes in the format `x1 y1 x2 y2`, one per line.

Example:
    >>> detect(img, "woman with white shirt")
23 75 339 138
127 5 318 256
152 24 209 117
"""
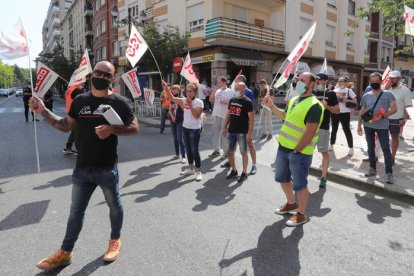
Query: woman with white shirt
330 77 358 156
163 81 204 181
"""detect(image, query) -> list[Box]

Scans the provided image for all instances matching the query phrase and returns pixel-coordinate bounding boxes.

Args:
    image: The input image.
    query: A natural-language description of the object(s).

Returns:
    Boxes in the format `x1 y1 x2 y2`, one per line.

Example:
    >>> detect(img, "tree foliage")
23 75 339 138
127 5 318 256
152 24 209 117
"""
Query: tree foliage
137 21 189 82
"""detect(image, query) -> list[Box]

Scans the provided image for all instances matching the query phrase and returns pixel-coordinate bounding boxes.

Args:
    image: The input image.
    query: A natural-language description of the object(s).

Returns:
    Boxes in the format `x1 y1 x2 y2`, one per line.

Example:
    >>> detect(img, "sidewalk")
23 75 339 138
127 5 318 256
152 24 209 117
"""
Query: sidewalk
138 111 414 203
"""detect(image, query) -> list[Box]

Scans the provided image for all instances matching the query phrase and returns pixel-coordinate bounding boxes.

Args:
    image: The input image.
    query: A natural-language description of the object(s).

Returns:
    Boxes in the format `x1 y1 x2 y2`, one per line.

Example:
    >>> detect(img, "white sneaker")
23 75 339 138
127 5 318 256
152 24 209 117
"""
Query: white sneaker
195 172 202 181
181 158 186 164
180 168 195 175
348 148 354 156
328 145 333 151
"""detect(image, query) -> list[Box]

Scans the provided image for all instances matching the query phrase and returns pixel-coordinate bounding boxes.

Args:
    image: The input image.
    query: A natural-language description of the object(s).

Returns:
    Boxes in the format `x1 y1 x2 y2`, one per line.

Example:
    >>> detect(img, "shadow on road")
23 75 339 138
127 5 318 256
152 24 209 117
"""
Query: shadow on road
355 193 402 224
219 219 303 275
0 200 50 231
307 188 331 218
32 175 72 190
72 255 110 276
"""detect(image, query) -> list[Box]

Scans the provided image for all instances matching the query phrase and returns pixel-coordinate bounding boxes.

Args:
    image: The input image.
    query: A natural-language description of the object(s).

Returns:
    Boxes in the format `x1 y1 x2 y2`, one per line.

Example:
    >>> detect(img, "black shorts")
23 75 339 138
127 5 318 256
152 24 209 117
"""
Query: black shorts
389 119 402 136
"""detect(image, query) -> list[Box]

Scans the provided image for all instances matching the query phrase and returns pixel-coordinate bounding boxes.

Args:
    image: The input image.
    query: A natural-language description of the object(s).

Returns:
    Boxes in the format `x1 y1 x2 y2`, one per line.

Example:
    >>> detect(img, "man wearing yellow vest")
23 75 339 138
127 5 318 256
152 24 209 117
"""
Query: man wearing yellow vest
262 72 324 226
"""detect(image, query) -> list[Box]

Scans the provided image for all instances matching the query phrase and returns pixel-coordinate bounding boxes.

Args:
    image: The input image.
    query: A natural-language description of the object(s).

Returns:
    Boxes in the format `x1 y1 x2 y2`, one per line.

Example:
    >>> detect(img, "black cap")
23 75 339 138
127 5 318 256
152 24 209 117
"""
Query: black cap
316 73 328 80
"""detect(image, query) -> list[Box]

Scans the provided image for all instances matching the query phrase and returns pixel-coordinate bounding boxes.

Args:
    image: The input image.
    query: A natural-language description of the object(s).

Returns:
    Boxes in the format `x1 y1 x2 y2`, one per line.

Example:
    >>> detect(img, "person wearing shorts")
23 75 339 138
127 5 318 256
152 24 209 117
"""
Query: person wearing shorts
313 73 339 188
222 82 254 184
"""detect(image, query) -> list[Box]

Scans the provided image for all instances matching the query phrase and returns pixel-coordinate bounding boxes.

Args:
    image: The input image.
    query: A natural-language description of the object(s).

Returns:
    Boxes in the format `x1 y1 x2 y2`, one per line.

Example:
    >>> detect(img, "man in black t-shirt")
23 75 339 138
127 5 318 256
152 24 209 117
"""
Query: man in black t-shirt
313 73 339 188
29 61 139 271
222 82 254 183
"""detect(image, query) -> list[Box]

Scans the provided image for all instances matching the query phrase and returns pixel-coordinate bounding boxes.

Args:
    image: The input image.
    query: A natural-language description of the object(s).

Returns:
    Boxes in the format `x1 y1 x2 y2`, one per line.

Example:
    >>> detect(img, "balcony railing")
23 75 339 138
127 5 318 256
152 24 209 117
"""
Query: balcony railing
139 6 154 21
205 17 284 47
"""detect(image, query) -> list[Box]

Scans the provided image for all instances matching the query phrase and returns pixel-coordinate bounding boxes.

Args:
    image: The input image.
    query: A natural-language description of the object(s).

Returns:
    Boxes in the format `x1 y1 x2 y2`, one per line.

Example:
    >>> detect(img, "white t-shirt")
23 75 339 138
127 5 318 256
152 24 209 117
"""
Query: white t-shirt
333 87 356 113
198 84 206 100
212 88 234 119
388 85 412 119
181 97 204 129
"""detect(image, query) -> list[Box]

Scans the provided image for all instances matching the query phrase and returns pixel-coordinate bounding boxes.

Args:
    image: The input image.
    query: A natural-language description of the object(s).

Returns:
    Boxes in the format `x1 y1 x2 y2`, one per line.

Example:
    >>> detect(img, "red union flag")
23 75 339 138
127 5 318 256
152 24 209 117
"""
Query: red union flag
381 66 391 86
180 52 199 84
126 25 148 67
34 62 59 99
121 68 141 98
404 5 414 36
273 22 316 89
68 49 92 86
0 19 29 60
144 88 155 106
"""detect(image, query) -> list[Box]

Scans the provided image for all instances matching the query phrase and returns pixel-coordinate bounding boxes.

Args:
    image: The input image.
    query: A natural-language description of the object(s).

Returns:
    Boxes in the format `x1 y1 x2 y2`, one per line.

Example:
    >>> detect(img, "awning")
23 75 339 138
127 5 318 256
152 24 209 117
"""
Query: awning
272 60 310 76
224 50 265 67
310 63 336 78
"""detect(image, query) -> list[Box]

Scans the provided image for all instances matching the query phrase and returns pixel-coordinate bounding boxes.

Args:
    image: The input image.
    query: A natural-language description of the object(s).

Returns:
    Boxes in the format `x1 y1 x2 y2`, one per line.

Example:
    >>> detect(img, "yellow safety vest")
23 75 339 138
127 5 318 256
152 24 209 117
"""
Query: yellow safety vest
278 96 324 155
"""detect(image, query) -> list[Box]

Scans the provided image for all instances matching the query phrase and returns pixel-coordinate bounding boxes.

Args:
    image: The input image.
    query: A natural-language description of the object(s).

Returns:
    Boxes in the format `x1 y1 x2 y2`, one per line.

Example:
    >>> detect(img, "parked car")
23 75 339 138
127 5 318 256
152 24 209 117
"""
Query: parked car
0 88 11 97
15 88 23 97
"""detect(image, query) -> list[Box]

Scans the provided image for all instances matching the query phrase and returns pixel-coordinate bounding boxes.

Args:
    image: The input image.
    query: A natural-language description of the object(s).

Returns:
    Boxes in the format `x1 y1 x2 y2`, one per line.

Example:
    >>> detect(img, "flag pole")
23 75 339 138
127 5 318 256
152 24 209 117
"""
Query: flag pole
20 16 41 173
270 58 289 89
147 46 163 81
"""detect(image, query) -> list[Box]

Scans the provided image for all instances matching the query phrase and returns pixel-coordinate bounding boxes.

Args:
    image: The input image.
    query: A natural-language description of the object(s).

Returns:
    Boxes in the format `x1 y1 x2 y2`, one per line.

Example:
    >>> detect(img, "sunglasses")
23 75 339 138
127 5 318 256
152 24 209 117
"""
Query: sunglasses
93 69 113 79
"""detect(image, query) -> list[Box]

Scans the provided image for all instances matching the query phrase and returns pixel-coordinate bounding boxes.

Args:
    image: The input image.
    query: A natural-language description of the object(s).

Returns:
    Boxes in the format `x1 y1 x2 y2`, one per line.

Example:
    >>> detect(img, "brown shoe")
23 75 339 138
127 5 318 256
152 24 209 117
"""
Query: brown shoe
286 212 308 227
275 202 298 215
103 239 121 262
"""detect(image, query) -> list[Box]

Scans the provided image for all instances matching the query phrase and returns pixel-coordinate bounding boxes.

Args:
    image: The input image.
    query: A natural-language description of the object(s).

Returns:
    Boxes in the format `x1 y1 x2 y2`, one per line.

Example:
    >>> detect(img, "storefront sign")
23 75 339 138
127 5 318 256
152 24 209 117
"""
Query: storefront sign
191 53 265 67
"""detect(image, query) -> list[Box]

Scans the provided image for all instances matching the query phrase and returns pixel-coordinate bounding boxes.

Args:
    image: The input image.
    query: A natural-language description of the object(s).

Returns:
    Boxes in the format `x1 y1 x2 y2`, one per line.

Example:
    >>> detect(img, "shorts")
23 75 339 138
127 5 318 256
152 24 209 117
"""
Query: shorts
317 129 330 153
274 148 313 191
389 119 402 136
227 133 248 154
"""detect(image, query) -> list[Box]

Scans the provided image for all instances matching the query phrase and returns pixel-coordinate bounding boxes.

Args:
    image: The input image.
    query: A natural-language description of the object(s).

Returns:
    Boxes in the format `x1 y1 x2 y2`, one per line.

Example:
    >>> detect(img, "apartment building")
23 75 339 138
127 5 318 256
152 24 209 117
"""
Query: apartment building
61 0 94 62
42 0 73 55
394 35 414 88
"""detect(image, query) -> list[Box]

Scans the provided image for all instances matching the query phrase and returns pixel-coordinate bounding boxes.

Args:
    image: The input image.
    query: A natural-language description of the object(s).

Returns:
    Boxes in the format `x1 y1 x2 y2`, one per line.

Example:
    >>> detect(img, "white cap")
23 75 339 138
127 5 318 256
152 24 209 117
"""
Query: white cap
389 70 401 78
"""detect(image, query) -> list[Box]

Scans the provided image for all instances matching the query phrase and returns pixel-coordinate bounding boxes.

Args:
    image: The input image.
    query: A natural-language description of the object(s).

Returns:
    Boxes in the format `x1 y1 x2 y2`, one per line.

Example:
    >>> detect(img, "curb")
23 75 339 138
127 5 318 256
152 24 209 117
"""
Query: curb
309 166 414 204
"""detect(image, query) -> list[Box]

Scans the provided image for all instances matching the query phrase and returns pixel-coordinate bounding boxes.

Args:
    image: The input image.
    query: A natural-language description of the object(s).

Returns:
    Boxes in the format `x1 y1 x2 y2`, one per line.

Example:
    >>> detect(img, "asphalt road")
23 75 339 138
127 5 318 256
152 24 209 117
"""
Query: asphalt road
0 96 413 275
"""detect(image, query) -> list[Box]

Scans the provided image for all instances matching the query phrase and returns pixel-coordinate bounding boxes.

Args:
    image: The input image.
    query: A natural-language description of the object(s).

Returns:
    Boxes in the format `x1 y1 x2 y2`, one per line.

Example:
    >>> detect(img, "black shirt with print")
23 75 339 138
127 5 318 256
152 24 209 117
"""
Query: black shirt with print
228 97 253 134
312 90 338 130
69 92 135 167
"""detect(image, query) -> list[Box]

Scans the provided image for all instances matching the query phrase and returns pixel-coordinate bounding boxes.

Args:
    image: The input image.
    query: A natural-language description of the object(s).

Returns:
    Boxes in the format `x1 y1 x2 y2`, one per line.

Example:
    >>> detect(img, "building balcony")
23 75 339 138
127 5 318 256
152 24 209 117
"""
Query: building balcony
139 6 154 22
84 24 93 36
52 30 62 39
205 17 284 49
84 2 93 16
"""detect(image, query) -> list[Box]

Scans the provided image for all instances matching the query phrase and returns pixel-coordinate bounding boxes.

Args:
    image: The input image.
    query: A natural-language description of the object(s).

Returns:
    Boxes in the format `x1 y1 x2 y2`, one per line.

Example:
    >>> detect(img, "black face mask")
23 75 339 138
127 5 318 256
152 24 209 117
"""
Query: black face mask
292 82 297 88
370 83 381 90
92 77 111 90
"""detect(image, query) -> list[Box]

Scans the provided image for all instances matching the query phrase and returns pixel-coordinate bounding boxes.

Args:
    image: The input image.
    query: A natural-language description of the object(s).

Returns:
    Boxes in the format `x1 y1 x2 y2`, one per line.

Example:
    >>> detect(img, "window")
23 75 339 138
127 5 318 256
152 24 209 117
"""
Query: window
233 5 248 22
101 19 106 34
326 25 335 46
100 0 105 8
348 0 356 16
112 41 119 56
347 31 354 50
371 12 379 33
131 5 139 19
102 45 107 60
187 3 204 32
369 41 378 62
300 17 312 38
327 0 336 8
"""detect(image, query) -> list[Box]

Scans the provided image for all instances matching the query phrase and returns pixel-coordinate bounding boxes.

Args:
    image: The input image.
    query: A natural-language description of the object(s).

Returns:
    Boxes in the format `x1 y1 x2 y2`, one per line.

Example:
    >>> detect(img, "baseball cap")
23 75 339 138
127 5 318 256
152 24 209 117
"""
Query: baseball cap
316 73 328 80
389 70 401 78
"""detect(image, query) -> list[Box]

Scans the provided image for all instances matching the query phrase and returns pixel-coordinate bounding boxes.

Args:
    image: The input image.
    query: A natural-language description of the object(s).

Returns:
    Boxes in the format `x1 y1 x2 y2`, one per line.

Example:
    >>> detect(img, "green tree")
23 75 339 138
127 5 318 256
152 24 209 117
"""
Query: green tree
358 0 414 53
0 61 16 88
137 22 189 82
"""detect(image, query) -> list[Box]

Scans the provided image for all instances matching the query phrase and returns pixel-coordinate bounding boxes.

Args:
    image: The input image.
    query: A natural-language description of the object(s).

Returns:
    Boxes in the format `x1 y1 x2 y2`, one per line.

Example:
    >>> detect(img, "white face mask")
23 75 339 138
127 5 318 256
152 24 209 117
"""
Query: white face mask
316 84 325 91
234 91 242 98
295 81 307 94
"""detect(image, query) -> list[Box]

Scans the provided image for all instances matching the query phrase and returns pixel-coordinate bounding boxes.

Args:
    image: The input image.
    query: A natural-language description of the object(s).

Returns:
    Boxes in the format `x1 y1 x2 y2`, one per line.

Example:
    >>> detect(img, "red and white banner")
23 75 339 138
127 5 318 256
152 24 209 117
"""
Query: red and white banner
404 5 414 36
180 52 199 84
230 69 243 90
126 25 148 67
144 88 155 106
381 65 391 86
34 62 59 99
68 49 93 86
273 22 316 89
121 68 141 98
0 19 29 60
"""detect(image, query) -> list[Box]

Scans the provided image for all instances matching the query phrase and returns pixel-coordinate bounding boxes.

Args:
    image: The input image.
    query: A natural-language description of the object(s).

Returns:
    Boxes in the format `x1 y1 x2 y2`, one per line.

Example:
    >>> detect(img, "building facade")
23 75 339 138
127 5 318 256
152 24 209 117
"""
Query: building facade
42 0 73 55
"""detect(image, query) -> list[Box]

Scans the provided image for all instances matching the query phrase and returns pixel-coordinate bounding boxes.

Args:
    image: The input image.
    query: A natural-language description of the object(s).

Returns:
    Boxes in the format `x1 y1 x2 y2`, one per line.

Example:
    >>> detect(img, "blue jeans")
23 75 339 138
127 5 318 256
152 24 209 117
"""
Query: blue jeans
274 149 313 191
364 126 393 174
171 121 186 158
182 127 201 169
227 133 248 154
160 108 169 133
61 165 123 252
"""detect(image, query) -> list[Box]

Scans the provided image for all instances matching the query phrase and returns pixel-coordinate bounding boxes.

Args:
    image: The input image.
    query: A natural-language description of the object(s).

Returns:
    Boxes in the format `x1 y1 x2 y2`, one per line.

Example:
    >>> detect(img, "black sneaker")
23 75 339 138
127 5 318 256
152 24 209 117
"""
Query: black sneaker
365 169 377 177
208 150 220 157
237 173 248 183
226 170 238 179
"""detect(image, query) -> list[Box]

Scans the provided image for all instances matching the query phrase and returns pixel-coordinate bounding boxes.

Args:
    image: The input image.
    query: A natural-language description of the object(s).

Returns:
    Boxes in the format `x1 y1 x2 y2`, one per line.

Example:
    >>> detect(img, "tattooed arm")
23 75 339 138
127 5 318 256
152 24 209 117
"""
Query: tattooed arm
29 95 76 132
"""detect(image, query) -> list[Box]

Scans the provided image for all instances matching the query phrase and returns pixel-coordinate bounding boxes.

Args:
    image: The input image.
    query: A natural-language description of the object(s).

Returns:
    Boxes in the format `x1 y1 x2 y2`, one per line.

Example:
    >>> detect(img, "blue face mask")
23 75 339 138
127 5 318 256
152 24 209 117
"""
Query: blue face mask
234 91 242 98
295 81 307 94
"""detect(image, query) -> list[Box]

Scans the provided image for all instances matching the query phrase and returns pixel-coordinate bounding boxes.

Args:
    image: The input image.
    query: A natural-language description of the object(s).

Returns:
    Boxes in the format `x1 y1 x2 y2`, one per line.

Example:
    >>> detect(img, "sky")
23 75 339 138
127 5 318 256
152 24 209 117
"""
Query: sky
1 0 51 69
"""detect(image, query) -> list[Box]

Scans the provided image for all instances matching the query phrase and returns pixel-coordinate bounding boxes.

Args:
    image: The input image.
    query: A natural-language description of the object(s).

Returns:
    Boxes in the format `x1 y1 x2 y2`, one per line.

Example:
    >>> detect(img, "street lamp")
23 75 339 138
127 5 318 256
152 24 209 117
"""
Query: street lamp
111 6 132 35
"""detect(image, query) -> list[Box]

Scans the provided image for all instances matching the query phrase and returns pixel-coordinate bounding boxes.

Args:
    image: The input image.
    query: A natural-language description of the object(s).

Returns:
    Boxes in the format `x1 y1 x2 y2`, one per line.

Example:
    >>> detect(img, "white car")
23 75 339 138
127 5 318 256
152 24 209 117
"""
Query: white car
0 88 11 97
15 88 23 97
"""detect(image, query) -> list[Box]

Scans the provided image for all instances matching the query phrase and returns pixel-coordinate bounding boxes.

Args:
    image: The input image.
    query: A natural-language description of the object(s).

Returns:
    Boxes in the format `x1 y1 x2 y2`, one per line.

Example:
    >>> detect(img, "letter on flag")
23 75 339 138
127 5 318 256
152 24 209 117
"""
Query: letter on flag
126 25 148 67
68 49 93 86
404 5 414 36
144 88 155 106
121 68 142 98
0 19 29 60
381 65 391 86
273 22 316 89
180 52 199 84
34 62 59 99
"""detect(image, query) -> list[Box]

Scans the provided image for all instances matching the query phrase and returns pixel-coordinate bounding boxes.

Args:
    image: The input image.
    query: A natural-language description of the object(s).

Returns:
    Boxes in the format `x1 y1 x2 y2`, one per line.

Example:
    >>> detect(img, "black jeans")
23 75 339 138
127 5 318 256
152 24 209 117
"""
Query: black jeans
160 108 169 133
66 131 75 149
330 112 353 148
364 127 392 174
24 104 34 121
